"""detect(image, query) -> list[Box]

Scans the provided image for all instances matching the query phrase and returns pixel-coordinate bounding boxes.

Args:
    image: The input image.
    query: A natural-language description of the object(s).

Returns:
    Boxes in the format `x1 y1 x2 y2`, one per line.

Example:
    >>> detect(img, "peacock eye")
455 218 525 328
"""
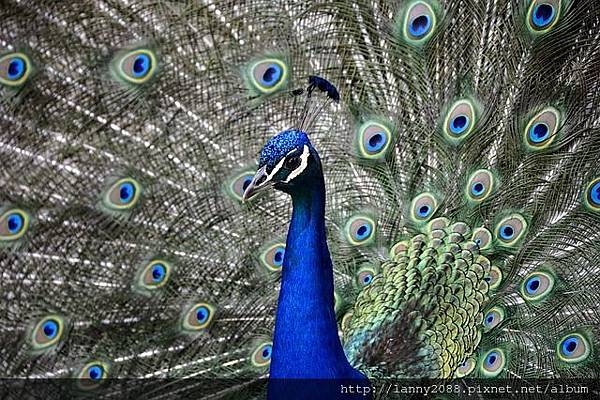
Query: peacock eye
76 361 109 389
524 107 560 150
102 178 142 211
480 349 506 377
521 271 554 302
136 259 172 291
0 208 30 241
284 156 301 170
344 215 376 246
557 333 590 363
411 193 438 222
528 0 561 33
485 265 503 290
495 214 527 246
181 303 216 332
247 58 288 94
357 268 377 287
250 341 273 368
466 170 495 203
483 306 505 331
403 1 436 43
113 49 157 85
471 227 492 250
443 100 476 142
0 52 32 87
585 177 600 211
356 121 393 160
225 170 255 202
259 242 286 272
455 357 476 377
31 316 65 351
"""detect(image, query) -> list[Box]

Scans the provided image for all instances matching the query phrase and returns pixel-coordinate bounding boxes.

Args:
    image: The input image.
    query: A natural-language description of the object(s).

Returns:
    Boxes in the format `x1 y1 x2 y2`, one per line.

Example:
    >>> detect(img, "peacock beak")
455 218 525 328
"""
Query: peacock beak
242 165 275 202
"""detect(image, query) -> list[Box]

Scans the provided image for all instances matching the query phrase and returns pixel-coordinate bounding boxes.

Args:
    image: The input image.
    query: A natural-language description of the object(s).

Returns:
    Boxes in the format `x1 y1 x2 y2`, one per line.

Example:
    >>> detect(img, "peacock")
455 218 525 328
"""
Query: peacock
1 0 600 399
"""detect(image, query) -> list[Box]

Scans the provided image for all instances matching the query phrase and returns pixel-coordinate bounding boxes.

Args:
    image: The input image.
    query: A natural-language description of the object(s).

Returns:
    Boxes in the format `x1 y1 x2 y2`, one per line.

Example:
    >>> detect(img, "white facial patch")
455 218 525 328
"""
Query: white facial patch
284 145 310 183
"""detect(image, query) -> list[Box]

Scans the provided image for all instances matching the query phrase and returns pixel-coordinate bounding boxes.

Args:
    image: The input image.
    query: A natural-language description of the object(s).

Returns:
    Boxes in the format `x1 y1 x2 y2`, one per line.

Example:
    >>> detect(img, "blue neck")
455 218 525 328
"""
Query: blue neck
269 173 360 380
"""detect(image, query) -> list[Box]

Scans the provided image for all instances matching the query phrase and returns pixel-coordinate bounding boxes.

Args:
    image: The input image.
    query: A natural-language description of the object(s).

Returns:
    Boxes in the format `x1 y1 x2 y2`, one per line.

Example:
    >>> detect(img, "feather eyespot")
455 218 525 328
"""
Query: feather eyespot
528 0 561 33
344 215 376 246
113 49 157 85
102 178 142 211
246 58 288 94
524 107 560 150
356 267 377 287
31 315 65 351
259 242 286 272
356 121 393 160
136 260 172 291
466 170 495 203
485 265 503 290
480 348 506 377
250 341 273 368
483 306 505 331
403 1 436 43
0 208 30 241
494 214 527 246
225 170 256 202
584 177 600 211
471 228 492 251
76 361 109 390
410 193 438 223
455 357 476 377
520 271 554 302
443 100 476 142
557 333 591 363
181 303 215 332
0 52 32 87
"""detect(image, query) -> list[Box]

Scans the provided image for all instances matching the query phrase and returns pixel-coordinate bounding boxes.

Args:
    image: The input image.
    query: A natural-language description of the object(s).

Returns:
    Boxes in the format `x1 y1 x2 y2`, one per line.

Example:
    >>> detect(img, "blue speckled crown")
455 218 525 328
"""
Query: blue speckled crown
259 129 311 168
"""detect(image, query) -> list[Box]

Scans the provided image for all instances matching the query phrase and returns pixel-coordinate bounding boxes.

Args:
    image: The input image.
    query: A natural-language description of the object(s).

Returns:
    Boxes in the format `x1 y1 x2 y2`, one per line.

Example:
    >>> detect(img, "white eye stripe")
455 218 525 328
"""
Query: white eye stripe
284 145 310 183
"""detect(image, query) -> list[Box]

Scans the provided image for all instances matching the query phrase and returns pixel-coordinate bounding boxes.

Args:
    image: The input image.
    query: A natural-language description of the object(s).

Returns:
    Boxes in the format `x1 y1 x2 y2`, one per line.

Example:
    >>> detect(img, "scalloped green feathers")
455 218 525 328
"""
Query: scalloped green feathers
30 315 66 352
243 56 288 96
355 120 394 160
134 259 172 293
584 177 600 211
524 107 561 150
527 0 562 34
180 302 216 333
398 1 438 44
443 99 477 143
259 241 286 272
0 208 30 242
0 51 33 87
111 48 158 86
344 214 376 246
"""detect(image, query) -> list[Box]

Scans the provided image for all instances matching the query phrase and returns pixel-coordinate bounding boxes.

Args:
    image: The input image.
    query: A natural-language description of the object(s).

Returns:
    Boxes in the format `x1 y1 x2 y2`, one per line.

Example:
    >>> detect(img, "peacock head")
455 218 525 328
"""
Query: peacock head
243 129 322 201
